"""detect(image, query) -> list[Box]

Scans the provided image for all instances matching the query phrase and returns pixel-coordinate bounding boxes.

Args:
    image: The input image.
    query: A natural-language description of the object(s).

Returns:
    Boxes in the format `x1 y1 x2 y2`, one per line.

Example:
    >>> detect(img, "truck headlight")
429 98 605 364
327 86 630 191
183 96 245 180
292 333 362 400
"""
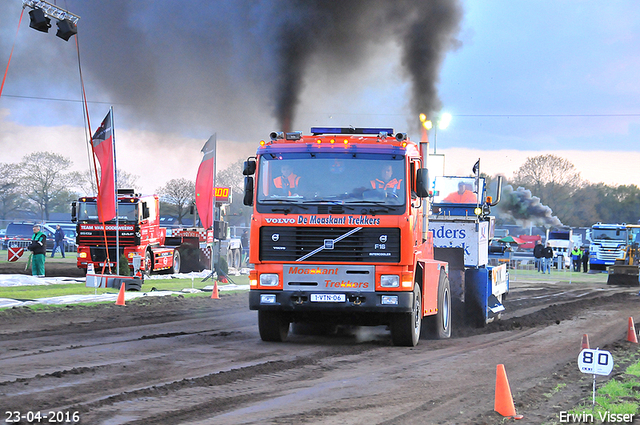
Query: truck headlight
380 275 399 288
260 273 279 286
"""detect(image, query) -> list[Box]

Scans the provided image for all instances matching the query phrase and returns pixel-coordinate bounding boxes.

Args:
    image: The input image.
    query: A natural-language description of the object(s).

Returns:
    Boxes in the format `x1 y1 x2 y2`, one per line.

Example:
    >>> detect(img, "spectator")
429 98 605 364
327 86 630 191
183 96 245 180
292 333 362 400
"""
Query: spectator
581 246 590 273
571 246 583 272
241 229 249 265
28 224 47 277
533 240 544 272
542 242 554 274
443 181 477 203
51 225 66 258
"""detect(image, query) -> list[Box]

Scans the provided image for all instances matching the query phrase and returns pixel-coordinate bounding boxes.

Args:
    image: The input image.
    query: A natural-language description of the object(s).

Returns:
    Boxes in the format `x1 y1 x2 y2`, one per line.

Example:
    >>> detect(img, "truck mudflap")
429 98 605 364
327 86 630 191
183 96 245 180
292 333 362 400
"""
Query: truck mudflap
249 290 414 314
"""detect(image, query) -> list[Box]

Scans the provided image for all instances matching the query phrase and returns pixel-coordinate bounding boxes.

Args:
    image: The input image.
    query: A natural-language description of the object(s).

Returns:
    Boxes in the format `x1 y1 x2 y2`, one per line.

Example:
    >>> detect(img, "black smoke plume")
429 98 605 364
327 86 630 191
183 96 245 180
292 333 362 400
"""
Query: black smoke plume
1 1 462 139
272 1 463 131
497 185 563 228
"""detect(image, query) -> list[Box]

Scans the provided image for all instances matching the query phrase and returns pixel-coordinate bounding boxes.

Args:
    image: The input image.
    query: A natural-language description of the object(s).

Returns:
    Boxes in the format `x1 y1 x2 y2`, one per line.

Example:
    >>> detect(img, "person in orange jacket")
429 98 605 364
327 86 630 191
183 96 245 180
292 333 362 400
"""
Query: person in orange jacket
443 181 477 203
370 164 402 195
273 164 300 196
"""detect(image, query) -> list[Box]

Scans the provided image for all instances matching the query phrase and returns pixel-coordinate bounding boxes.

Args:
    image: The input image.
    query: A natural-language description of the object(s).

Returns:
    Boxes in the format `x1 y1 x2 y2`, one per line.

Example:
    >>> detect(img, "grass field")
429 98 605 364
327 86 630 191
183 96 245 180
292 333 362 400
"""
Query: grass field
0 247 249 302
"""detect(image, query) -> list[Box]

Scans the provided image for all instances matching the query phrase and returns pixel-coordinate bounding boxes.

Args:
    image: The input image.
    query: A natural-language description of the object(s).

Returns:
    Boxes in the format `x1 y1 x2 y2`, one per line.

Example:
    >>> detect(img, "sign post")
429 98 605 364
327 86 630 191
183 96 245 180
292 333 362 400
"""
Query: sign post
578 348 614 411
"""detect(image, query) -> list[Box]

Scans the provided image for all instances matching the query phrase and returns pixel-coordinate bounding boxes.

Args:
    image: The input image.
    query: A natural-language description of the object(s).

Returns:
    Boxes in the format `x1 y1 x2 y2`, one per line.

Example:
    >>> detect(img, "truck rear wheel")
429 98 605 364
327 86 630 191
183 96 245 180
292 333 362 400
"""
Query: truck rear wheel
425 271 452 339
390 283 422 347
258 310 289 342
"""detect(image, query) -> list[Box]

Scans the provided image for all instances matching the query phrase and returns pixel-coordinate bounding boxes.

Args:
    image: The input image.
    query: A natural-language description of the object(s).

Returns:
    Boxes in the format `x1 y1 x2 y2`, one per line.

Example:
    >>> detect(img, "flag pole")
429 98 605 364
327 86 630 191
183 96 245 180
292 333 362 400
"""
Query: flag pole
211 133 217 278
111 106 119 275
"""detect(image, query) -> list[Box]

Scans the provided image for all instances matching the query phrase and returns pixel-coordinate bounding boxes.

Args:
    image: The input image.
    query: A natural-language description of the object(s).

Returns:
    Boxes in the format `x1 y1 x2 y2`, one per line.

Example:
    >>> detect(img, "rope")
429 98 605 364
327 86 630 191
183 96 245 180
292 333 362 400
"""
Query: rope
0 8 25 98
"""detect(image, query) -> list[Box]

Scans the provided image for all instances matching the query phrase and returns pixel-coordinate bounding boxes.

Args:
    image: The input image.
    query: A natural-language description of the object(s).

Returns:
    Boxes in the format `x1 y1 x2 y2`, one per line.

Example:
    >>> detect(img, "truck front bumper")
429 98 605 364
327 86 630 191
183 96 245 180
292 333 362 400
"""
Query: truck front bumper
249 290 414 314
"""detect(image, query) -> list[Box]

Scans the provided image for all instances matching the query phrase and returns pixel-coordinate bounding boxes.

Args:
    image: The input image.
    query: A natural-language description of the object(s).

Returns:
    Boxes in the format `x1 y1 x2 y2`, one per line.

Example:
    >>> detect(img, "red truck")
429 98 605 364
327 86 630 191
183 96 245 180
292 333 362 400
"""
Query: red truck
72 189 207 275
243 127 450 346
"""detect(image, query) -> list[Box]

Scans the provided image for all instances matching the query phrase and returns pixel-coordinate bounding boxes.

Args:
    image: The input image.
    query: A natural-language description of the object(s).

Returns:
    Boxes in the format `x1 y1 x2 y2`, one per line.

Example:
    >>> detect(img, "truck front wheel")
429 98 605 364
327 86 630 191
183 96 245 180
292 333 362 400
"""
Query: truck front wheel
171 250 181 274
390 283 422 347
144 251 153 277
258 310 289 342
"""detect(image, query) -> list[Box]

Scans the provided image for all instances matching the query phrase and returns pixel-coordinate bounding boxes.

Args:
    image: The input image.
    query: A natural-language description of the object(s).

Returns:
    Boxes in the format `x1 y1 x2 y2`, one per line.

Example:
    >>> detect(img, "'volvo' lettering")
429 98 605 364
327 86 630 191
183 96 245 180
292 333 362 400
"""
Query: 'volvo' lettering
265 218 296 224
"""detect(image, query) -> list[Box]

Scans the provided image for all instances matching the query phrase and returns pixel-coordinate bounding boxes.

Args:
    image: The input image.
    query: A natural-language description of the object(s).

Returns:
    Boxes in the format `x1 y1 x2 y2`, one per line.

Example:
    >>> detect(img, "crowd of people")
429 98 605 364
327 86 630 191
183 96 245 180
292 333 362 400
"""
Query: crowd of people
533 240 590 273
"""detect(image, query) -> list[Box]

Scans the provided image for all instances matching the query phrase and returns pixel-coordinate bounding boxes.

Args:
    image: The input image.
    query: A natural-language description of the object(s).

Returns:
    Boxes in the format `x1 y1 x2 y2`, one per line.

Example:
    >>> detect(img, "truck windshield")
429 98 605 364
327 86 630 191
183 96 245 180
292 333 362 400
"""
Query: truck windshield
432 176 484 205
592 228 627 241
256 153 405 207
77 201 138 222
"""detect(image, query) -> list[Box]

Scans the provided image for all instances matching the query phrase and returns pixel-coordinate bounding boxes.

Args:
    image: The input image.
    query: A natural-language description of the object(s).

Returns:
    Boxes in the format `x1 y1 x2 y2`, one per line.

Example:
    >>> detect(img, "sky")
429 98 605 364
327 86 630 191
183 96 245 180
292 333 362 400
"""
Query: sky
1 0 639 194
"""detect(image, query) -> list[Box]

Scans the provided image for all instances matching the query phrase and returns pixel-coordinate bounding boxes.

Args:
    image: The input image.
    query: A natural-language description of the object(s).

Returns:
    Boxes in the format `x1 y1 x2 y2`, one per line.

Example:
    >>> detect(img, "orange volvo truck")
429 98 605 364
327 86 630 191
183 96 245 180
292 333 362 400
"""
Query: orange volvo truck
243 127 450 346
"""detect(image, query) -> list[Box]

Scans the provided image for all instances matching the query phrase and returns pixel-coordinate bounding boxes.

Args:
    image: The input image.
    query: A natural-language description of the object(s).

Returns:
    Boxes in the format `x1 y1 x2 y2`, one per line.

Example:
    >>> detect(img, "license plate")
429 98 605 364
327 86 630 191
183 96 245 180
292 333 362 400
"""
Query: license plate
99 263 115 267
310 294 346 303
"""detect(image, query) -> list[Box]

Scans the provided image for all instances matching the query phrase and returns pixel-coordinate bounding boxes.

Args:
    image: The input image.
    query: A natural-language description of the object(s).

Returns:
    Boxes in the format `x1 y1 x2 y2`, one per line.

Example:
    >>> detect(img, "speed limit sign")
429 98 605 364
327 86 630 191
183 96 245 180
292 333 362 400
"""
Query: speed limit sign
578 349 614 376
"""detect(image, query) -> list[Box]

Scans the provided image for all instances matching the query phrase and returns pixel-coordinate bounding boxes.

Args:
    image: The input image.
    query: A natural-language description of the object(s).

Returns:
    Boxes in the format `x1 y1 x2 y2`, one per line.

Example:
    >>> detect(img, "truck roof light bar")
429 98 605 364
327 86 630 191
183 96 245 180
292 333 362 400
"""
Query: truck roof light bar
310 127 395 136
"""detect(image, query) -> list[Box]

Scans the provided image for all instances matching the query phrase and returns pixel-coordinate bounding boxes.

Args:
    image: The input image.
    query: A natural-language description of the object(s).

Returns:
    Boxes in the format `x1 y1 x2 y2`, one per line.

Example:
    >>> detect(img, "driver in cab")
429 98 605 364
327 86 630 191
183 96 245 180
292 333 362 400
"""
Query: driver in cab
272 164 300 196
370 164 402 196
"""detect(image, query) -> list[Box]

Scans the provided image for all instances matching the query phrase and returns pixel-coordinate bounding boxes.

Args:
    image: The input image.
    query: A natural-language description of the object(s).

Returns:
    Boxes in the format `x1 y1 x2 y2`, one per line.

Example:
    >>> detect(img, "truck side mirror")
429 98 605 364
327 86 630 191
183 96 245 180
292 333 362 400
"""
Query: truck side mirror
243 176 254 206
489 175 503 206
415 168 430 198
71 201 77 223
243 159 256 176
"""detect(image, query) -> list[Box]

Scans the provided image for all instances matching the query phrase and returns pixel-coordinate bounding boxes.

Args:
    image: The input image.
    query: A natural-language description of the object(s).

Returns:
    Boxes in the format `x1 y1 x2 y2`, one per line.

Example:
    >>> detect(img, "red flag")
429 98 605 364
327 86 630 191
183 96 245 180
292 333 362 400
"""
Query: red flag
92 110 116 222
195 135 216 229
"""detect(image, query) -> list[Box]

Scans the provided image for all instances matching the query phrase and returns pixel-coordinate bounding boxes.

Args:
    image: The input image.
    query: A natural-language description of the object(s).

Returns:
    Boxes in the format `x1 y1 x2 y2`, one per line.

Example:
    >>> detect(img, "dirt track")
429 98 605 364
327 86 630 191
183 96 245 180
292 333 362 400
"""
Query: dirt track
1 265 640 424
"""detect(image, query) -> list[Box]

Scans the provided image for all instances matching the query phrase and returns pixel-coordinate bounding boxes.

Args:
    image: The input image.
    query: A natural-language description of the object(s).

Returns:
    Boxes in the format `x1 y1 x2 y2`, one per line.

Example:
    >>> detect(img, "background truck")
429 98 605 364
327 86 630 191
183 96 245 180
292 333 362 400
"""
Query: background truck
545 228 573 269
243 127 486 346
589 223 628 271
429 173 509 327
72 189 213 276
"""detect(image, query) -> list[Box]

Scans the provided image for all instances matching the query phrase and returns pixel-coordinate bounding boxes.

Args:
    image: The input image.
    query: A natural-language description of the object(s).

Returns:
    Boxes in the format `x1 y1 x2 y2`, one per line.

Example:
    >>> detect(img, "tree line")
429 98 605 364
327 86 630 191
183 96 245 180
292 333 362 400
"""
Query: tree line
2 151 637 229
0 152 249 226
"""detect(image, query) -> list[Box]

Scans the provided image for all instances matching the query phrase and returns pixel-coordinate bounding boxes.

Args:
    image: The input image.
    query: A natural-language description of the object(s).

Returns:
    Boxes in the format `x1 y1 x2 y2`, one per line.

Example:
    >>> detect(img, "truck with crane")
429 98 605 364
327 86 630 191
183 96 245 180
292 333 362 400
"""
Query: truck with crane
606 224 640 286
243 127 508 346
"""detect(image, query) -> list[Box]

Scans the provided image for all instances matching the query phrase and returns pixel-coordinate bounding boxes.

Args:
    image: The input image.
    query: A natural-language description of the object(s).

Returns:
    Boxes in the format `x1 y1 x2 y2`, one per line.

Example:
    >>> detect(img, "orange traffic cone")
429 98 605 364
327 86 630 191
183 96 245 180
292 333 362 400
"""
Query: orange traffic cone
211 281 220 299
581 334 590 350
627 317 638 344
116 282 126 306
495 364 524 419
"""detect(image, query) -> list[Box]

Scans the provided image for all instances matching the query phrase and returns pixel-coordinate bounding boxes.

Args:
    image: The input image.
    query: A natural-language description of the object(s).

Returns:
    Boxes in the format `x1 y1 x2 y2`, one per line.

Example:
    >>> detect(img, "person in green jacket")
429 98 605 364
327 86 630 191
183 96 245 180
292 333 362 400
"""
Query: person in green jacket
571 246 583 272
28 224 47 277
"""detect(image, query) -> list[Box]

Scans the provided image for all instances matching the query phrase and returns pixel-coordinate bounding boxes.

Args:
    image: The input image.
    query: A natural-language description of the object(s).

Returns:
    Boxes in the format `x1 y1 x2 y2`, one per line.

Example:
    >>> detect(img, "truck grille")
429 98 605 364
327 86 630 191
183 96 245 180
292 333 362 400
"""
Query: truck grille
260 226 400 263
